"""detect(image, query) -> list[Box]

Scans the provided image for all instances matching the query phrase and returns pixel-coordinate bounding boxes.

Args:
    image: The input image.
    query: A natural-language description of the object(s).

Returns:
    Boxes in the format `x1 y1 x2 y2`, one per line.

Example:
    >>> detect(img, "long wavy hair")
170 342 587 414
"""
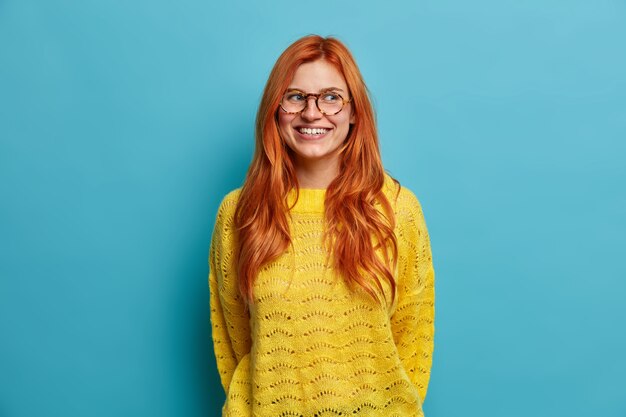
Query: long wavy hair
235 35 400 304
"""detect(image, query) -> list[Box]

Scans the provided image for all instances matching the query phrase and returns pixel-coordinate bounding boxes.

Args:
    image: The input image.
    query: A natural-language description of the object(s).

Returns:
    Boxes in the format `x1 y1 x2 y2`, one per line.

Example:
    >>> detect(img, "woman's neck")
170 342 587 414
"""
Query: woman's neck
294 159 339 189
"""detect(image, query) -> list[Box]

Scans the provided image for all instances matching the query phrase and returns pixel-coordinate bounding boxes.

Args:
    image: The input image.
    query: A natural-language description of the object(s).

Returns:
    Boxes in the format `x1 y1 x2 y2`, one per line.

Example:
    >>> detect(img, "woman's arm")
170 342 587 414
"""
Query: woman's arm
208 191 251 393
390 189 435 403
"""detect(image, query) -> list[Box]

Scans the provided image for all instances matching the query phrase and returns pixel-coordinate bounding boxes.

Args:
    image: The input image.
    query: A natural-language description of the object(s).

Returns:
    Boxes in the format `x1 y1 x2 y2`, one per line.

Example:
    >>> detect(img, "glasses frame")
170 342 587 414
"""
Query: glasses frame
279 90 352 116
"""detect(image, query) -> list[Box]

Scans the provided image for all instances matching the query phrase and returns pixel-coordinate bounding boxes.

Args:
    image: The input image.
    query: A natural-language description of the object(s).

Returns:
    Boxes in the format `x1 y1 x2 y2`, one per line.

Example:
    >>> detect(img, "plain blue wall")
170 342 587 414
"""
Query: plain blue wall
1 1 625 416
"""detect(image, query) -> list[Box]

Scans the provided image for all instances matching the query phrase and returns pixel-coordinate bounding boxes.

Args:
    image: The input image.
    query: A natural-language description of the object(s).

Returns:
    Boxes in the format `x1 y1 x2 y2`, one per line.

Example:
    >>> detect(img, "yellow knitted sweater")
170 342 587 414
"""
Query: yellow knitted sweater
209 174 435 417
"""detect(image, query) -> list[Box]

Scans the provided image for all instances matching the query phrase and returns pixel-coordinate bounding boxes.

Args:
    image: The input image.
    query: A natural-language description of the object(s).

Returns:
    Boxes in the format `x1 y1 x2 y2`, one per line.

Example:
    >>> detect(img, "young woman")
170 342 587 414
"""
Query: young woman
209 35 435 417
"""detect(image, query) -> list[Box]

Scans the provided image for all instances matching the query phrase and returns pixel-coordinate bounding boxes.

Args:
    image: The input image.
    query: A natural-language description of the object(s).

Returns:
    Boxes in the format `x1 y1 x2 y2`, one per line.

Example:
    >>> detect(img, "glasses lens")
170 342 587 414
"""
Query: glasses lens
318 92 344 115
281 91 306 113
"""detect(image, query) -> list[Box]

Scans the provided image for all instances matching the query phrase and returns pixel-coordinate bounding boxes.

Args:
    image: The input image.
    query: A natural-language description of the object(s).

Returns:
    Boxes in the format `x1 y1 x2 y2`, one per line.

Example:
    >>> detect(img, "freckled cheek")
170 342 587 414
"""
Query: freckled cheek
277 112 296 134
327 115 350 138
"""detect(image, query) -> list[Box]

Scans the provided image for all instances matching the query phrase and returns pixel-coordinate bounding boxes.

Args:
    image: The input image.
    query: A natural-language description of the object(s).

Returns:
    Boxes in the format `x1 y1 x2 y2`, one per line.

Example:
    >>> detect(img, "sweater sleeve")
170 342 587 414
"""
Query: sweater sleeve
208 191 251 393
391 188 435 403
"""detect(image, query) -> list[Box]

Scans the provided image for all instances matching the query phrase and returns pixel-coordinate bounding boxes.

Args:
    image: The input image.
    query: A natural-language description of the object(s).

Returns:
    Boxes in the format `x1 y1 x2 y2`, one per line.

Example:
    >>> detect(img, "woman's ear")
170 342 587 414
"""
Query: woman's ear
350 108 356 124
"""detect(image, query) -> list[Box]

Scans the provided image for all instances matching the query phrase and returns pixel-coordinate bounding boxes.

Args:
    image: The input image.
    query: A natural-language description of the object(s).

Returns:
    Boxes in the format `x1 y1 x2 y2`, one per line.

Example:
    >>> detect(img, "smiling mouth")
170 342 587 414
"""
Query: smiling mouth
297 127 330 136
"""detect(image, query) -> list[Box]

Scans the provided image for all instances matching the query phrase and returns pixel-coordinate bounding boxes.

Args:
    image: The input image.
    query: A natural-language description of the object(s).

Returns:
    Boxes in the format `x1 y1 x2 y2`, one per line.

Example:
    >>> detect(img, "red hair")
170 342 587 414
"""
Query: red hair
235 35 400 304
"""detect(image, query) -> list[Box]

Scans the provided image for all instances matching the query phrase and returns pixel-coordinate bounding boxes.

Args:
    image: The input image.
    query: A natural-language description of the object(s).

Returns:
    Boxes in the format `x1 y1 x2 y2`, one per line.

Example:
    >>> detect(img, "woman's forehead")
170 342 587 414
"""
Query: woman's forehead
288 60 348 91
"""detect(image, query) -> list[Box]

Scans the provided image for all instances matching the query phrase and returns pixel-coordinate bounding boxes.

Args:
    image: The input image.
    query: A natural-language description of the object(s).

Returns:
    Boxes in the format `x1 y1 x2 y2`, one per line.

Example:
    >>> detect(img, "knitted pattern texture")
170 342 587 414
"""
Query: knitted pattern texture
209 174 435 417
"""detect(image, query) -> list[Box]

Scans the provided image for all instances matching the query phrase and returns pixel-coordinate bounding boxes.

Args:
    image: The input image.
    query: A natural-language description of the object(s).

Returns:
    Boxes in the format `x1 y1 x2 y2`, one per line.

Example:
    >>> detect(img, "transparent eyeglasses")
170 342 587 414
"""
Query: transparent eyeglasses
279 90 352 116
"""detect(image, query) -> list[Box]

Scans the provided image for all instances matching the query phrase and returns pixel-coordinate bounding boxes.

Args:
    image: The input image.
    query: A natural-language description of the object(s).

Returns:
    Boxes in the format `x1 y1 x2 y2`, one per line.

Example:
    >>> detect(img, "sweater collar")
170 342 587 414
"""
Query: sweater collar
286 187 326 214
285 173 396 214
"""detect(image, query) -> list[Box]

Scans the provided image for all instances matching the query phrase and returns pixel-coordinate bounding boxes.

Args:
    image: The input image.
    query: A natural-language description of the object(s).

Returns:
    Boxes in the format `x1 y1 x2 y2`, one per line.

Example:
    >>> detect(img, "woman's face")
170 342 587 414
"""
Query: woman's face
277 60 354 171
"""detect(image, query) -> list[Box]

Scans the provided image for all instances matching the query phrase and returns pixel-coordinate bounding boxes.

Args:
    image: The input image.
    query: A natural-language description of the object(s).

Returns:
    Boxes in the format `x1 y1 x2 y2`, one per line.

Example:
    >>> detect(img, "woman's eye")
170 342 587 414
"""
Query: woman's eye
322 93 340 102
287 93 305 102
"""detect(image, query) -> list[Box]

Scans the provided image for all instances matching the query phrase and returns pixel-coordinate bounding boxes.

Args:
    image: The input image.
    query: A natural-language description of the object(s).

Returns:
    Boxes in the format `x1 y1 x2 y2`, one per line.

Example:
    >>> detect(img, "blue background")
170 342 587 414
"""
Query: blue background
1 1 625 416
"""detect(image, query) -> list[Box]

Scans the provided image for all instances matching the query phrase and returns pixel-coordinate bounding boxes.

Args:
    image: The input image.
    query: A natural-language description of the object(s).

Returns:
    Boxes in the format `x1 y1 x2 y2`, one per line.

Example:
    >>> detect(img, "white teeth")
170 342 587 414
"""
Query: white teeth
299 127 329 135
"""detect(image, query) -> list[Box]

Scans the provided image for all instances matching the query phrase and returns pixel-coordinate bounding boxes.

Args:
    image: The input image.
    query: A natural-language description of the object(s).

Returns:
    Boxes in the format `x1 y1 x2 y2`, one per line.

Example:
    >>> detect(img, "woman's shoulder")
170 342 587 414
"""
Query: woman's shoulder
221 187 242 207
382 173 424 212
214 187 242 225
381 173 430 238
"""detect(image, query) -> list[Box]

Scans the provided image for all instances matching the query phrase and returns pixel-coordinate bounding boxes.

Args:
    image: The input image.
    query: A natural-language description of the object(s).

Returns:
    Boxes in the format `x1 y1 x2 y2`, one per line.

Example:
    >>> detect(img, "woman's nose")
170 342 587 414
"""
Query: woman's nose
301 96 323 120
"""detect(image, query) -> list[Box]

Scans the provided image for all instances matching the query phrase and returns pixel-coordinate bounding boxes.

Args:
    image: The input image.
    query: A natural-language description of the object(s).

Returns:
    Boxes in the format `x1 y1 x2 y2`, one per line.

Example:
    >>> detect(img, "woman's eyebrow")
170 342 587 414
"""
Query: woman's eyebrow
286 87 345 93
